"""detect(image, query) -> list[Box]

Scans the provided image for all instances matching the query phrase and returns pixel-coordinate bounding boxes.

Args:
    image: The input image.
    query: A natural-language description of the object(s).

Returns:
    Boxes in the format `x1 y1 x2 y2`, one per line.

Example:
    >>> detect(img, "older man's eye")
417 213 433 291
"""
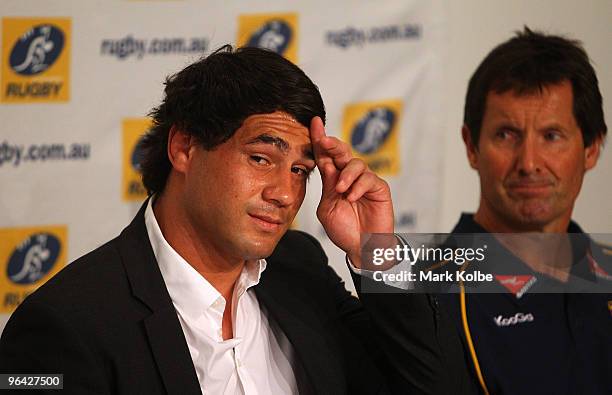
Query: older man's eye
495 129 512 139
544 130 562 141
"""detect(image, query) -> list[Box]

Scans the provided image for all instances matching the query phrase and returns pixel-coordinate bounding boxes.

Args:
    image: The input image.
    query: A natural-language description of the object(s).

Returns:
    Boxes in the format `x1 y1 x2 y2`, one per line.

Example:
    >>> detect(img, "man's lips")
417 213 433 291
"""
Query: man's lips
248 213 284 231
506 181 554 197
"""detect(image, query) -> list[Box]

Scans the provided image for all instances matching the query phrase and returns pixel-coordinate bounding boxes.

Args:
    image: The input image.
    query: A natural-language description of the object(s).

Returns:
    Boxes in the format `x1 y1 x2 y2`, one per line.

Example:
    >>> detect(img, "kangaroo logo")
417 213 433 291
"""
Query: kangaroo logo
9 24 65 76
247 20 292 55
131 136 146 172
7 233 61 285
351 107 395 154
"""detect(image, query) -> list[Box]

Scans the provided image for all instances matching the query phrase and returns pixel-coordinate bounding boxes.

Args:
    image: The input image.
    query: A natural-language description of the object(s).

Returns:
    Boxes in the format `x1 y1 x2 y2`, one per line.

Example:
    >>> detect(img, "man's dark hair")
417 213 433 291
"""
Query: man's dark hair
139 45 326 195
463 27 607 148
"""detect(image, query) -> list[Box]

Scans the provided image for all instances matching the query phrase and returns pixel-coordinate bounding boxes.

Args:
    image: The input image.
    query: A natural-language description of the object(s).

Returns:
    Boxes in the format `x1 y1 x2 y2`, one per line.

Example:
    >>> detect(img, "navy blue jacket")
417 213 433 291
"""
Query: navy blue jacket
443 214 612 395
356 214 612 395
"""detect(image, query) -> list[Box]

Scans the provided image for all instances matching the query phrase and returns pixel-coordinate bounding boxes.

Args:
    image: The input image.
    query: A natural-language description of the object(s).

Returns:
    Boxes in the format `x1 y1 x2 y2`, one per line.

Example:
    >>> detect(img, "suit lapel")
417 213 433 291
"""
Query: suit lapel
256 267 345 395
118 202 201 395
144 307 202 395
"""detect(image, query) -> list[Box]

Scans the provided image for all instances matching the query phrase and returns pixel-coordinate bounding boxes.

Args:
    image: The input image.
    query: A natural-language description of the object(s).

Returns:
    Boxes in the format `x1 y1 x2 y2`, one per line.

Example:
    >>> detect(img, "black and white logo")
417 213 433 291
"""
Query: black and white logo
247 20 292 55
494 312 534 327
7 233 61 285
350 107 395 154
9 24 65 75
131 136 145 172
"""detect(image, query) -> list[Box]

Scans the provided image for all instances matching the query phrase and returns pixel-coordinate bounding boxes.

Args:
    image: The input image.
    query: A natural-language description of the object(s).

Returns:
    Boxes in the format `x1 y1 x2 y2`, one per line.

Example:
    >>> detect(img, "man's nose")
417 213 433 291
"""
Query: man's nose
516 134 541 175
262 171 297 207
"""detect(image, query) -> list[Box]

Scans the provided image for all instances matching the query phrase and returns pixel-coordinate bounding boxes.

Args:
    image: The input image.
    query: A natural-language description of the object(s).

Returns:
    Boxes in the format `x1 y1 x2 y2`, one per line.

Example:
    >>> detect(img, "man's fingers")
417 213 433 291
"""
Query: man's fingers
336 158 367 193
333 157 388 202
310 116 328 161
318 136 353 169
345 172 378 202
310 117 363 192
310 116 326 142
319 162 340 196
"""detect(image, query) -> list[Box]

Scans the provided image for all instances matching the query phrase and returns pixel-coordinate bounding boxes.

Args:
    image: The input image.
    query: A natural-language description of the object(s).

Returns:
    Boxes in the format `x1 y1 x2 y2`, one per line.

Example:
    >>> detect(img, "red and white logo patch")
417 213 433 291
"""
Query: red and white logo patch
495 275 536 299
587 253 612 281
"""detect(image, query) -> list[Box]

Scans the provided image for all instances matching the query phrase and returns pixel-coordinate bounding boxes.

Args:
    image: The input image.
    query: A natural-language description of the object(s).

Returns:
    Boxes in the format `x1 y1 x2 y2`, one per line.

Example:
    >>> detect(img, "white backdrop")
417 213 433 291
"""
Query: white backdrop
0 0 446 329
1 0 610 332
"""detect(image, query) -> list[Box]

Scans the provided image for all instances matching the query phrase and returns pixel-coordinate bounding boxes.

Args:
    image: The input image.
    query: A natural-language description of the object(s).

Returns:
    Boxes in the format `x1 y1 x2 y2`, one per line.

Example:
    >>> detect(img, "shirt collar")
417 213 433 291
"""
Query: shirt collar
453 212 589 263
452 212 598 288
143 197 267 319
452 212 585 234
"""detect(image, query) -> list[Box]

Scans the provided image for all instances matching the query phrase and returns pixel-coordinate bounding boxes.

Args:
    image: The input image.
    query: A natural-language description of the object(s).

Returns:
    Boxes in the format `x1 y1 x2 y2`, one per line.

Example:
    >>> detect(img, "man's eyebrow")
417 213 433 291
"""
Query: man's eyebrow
494 123 523 133
539 122 568 132
246 134 289 152
246 133 315 161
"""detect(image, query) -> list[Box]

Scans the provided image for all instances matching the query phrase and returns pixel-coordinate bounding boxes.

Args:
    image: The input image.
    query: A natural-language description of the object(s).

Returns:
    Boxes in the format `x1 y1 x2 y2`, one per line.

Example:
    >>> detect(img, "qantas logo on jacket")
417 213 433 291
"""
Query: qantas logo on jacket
587 253 612 281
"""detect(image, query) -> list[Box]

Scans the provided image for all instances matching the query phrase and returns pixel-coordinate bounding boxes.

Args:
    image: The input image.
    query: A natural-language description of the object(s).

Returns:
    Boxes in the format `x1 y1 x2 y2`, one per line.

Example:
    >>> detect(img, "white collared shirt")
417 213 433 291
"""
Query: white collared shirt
144 199 298 395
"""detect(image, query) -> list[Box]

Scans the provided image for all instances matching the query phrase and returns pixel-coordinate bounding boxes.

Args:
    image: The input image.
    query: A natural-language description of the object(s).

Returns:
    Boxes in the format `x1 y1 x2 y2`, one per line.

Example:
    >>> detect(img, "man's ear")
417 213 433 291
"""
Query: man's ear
462 124 479 170
584 134 603 172
167 125 194 174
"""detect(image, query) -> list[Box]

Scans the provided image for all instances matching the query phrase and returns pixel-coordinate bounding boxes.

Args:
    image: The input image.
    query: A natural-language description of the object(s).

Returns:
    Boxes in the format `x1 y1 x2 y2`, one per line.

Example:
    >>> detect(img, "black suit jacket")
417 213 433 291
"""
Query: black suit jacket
352 274 476 395
0 204 387 394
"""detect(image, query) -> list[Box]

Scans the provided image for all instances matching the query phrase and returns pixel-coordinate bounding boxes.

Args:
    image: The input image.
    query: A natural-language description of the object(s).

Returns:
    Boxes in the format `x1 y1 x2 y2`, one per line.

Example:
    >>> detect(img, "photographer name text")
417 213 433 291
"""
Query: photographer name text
373 270 493 283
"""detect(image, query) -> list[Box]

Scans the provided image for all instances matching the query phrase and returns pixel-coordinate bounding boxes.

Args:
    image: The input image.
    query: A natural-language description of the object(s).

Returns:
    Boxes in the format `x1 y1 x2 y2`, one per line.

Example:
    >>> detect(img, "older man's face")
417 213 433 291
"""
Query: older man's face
464 80 601 232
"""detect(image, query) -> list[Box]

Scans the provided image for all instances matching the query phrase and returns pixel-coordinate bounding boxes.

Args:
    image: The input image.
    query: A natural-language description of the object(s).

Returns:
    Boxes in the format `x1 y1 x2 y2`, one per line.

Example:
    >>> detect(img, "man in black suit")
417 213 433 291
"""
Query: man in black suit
0 46 397 394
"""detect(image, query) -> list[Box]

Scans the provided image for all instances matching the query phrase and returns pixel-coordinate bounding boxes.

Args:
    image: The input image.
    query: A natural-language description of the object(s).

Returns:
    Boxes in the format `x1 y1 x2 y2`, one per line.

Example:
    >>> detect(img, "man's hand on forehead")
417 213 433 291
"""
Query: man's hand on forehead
310 117 349 170
310 116 394 268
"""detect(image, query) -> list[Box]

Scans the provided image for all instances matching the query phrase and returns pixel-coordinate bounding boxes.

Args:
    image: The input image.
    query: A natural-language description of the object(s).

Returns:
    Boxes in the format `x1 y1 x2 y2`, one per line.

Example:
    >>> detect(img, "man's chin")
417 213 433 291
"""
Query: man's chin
508 204 556 230
237 236 284 260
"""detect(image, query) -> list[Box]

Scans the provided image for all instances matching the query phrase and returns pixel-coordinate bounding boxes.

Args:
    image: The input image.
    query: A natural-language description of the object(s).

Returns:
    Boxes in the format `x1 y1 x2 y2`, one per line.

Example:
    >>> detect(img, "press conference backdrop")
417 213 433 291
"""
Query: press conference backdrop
0 0 610 331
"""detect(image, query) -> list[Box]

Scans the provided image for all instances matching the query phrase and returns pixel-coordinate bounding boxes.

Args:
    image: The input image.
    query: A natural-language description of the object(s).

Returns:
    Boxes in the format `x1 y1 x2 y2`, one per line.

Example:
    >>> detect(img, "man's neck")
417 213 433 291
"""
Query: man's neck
494 233 573 282
473 204 573 282
152 193 244 302
153 192 244 340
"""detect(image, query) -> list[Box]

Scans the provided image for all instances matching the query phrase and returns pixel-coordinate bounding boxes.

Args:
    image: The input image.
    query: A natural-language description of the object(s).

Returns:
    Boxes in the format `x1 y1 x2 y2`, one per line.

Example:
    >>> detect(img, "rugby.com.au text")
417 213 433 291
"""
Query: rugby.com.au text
326 23 421 49
100 35 209 60
0 141 90 167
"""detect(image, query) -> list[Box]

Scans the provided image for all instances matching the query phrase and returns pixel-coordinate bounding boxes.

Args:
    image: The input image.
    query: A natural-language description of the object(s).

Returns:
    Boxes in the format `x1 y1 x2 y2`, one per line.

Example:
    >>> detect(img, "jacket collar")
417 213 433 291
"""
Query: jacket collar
452 213 597 292
118 199 202 395
255 234 346 395
452 212 585 234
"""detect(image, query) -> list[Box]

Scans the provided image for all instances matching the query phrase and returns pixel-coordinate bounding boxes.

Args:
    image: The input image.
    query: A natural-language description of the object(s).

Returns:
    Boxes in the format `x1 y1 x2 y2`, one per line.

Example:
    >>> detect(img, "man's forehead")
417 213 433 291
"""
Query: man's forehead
238 112 311 143
244 111 303 126
484 82 575 120
489 78 573 97
232 112 313 158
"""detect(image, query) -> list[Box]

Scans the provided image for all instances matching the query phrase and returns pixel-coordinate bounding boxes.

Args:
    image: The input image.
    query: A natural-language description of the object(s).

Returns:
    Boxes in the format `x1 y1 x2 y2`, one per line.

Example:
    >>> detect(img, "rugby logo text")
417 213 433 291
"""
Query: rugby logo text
1 18 71 103
0 226 67 313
